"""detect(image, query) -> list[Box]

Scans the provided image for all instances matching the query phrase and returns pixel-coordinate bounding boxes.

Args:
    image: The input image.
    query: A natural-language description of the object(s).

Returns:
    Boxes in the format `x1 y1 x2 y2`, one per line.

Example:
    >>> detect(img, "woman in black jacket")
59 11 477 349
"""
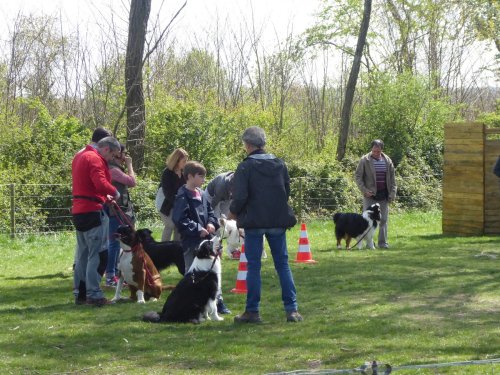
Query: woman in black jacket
159 148 189 241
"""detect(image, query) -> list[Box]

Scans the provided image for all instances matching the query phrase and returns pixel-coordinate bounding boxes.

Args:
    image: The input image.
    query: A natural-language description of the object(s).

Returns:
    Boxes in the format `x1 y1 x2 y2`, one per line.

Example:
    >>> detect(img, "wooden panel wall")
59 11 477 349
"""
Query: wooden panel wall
484 130 500 234
443 123 484 235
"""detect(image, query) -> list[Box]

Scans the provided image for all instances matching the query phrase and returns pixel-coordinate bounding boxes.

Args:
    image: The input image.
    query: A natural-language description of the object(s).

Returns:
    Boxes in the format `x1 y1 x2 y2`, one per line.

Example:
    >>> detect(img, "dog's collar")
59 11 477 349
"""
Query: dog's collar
123 243 141 253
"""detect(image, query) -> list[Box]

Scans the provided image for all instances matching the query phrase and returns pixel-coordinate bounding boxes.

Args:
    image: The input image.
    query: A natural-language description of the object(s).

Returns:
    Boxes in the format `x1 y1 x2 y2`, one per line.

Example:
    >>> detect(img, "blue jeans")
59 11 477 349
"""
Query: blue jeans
244 228 298 313
73 211 107 300
106 214 121 278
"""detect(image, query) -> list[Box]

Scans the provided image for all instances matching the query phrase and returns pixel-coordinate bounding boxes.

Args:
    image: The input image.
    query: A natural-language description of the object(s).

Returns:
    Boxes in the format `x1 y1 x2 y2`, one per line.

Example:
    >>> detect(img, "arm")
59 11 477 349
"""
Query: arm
388 159 397 202
229 164 249 216
162 169 178 202
494 157 500 177
110 167 136 187
90 160 118 199
172 193 203 238
355 158 373 198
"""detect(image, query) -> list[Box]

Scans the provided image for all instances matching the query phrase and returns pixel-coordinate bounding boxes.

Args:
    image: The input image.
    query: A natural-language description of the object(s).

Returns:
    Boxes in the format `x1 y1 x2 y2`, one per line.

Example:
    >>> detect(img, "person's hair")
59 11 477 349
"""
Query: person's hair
166 148 189 171
183 161 206 178
91 127 112 143
242 126 266 148
371 139 384 149
97 136 121 151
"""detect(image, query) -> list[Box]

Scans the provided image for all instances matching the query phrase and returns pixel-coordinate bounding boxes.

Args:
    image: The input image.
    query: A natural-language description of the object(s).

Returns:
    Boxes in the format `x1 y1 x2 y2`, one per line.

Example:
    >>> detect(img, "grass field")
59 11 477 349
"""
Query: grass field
0 210 499 374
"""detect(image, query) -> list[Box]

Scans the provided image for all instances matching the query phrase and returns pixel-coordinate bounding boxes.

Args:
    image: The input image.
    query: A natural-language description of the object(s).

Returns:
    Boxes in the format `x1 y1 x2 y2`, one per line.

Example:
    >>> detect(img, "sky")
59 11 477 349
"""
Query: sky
0 0 322 51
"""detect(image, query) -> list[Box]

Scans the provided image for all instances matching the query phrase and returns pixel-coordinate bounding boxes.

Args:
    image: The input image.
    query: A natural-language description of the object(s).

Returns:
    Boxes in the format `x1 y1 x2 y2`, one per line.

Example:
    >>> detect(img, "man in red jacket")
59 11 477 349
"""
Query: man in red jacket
72 136 121 306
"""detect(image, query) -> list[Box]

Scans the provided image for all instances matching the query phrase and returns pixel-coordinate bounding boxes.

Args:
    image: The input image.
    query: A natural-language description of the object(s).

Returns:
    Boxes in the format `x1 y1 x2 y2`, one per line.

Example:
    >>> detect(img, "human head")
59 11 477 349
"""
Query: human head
370 139 384 159
242 127 266 150
114 143 127 164
166 148 189 171
97 136 121 162
91 127 112 143
183 161 206 188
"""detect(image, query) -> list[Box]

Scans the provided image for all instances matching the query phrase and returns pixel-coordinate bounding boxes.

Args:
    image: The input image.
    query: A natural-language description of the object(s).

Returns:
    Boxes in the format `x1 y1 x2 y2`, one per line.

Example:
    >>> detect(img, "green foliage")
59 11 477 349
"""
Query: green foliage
477 99 500 127
352 71 457 175
395 155 442 210
144 96 240 179
0 99 89 233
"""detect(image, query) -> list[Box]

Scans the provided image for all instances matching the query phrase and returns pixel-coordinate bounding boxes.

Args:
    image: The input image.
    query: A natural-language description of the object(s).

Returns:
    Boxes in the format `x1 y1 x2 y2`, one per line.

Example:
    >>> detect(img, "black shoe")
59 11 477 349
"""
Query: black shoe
234 311 262 323
217 298 231 314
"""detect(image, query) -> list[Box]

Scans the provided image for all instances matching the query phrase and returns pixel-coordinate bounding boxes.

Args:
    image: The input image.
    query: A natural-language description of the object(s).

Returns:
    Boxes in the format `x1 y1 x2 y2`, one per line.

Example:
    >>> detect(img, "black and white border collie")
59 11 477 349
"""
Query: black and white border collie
333 203 381 250
142 237 223 324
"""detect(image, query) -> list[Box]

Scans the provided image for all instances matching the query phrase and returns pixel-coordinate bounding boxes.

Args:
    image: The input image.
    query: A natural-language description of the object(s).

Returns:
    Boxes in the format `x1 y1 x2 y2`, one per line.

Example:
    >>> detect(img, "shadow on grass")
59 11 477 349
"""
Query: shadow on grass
4 272 70 281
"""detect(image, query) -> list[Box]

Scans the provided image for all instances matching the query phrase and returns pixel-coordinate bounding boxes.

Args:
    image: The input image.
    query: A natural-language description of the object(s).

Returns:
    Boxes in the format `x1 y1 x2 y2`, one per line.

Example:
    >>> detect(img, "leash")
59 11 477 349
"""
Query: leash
190 236 221 285
347 223 373 250
107 199 135 229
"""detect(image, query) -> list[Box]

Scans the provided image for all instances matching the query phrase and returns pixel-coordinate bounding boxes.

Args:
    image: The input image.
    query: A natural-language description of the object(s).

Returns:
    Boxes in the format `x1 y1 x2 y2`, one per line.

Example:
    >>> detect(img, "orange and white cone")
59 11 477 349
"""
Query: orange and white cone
295 223 317 264
231 244 247 294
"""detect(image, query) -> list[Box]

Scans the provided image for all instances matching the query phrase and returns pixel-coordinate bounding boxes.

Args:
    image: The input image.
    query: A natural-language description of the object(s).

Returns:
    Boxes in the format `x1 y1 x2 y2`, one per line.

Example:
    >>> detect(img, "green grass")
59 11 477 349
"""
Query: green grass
0 210 499 374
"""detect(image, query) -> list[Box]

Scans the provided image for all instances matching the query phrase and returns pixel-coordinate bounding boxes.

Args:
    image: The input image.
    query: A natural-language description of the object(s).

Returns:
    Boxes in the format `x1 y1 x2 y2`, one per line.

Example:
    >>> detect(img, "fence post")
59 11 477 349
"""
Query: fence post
10 183 15 239
298 177 303 224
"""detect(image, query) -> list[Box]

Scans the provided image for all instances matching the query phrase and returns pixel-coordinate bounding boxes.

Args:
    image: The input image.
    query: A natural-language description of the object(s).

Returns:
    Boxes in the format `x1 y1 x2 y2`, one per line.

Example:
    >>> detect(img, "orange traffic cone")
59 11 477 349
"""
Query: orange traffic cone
231 244 247 293
295 223 317 264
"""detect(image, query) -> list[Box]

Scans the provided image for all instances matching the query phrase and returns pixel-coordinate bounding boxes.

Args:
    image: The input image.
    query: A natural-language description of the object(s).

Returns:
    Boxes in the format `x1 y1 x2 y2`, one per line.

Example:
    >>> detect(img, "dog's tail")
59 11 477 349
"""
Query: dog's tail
333 213 341 223
162 285 176 291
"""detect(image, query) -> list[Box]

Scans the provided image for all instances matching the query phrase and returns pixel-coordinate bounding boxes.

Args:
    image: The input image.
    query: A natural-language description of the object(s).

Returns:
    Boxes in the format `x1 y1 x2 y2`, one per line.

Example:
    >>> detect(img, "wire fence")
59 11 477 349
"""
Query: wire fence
0 174 442 237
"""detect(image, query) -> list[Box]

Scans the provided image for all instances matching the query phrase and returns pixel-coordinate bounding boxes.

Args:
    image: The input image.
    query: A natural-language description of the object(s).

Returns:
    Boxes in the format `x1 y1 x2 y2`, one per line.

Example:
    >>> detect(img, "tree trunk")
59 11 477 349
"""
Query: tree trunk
125 0 151 171
336 0 372 161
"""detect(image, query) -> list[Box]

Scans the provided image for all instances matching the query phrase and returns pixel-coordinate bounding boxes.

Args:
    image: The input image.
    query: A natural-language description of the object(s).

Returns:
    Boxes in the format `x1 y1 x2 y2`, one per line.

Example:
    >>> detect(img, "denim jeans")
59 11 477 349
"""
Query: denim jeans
73 211 107 300
244 228 298 313
106 214 121 278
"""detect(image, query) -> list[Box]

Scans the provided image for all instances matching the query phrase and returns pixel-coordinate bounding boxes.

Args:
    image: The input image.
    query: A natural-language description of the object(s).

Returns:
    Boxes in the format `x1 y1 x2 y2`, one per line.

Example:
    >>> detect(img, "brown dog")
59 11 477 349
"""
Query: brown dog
112 225 162 303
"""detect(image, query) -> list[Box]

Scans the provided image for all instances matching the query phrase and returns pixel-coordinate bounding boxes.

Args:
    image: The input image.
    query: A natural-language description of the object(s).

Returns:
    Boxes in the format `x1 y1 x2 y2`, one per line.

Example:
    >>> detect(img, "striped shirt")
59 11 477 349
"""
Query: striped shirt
372 157 387 191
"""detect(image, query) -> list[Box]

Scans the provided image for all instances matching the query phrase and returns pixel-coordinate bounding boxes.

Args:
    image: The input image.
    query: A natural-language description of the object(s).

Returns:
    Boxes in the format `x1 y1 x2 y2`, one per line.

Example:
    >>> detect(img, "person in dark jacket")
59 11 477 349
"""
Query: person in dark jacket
230 126 302 323
172 161 230 314
159 148 189 241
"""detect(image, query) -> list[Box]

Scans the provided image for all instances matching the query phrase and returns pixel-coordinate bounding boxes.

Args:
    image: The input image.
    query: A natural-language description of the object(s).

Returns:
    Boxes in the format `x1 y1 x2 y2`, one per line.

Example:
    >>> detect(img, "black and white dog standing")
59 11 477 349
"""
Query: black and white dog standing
333 203 381 250
142 237 223 324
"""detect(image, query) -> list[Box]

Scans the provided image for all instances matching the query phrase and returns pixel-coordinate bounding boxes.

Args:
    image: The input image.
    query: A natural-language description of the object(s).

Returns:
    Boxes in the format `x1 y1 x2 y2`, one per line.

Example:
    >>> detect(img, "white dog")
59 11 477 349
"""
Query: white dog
219 217 267 259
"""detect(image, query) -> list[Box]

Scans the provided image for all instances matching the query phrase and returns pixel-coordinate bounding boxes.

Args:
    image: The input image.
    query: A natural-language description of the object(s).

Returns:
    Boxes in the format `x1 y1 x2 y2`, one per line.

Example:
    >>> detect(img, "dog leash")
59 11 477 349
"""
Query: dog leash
108 199 135 229
126 243 157 288
190 236 221 284
347 223 373 250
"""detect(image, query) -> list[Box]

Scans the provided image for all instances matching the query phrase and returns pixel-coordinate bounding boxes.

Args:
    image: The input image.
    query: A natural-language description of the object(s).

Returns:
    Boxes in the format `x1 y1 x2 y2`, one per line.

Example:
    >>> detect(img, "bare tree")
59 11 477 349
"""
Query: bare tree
336 0 372 161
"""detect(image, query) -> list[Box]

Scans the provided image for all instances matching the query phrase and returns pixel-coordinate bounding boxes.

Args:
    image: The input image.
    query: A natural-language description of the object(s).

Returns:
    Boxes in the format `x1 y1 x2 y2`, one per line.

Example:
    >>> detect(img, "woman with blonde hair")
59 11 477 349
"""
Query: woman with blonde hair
159 148 189 241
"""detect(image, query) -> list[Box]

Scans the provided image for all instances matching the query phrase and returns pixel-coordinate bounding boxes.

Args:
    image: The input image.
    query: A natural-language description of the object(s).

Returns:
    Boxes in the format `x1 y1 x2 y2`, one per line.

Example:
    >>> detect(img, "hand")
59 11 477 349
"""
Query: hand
124 155 132 165
207 224 216 234
364 191 374 198
199 228 209 238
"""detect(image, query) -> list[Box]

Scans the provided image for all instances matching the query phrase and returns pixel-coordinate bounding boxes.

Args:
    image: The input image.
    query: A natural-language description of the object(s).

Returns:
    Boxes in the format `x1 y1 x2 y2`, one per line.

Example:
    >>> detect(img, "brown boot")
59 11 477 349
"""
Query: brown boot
234 311 262 323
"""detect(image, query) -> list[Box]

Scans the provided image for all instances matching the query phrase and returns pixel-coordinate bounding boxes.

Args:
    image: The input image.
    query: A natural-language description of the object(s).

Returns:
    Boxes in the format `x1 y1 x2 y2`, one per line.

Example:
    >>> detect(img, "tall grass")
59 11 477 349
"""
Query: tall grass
0 210 498 374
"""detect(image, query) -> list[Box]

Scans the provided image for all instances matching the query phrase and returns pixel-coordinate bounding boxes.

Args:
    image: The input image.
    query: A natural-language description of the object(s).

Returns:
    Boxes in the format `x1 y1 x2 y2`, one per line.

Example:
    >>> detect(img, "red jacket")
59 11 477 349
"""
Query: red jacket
71 145 117 214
